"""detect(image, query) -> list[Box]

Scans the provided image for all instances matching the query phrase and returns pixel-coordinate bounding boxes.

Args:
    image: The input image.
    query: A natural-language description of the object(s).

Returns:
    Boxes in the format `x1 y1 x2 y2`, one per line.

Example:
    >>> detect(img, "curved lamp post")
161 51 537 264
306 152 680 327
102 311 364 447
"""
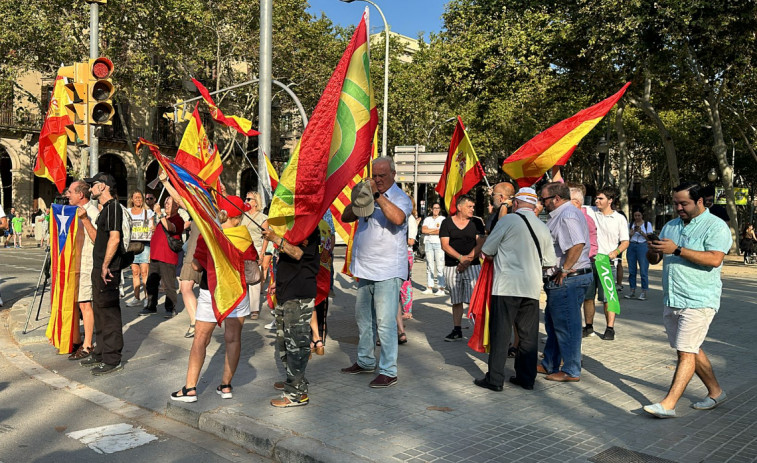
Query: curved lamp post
340 0 389 158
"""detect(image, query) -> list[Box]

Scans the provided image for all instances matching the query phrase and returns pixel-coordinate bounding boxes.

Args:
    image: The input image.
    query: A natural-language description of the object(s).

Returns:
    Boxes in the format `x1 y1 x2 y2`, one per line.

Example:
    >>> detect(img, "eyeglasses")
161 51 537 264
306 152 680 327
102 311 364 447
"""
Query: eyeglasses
540 195 556 202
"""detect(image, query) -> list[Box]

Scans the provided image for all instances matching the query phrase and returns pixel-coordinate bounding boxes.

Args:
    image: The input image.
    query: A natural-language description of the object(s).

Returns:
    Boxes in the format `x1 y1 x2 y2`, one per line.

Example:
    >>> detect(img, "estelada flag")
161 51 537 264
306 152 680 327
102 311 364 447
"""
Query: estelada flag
35 75 71 194
191 78 260 137
264 152 279 191
144 139 248 324
467 259 494 354
502 82 631 187
268 11 378 245
435 116 486 214
175 104 223 188
315 219 334 305
46 204 82 354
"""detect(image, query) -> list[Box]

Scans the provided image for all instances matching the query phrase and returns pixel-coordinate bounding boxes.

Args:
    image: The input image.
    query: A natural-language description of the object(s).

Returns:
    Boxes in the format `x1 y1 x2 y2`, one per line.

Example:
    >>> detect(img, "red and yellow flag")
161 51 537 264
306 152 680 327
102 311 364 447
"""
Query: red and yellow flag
46 204 82 354
174 104 223 188
502 82 631 187
268 11 378 245
145 139 247 324
435 116 486 214
35 75 71 194
192 78 260 137
467 259 494 354
315 219 333 305
264 152 279 191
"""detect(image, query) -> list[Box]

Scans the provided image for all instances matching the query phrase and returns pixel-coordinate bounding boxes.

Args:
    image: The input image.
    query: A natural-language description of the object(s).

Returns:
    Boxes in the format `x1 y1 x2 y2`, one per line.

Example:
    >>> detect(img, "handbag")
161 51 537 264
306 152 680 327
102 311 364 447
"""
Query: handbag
161 222 184 253
244 260 262 286
127 241 145 254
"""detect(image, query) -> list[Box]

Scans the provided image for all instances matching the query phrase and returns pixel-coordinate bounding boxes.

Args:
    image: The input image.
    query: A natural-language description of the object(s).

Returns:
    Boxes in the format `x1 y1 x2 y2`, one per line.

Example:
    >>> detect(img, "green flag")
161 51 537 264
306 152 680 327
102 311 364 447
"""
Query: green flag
594 254 620 314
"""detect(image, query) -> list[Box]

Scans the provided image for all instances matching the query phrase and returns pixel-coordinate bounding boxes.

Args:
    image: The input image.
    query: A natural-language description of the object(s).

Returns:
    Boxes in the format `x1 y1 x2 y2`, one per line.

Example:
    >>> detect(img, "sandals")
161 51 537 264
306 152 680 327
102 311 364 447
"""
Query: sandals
68 345 93 361
312 340 325 355
216 384 233 399
171 386 197 403
398 332 408 345
184 324 195 338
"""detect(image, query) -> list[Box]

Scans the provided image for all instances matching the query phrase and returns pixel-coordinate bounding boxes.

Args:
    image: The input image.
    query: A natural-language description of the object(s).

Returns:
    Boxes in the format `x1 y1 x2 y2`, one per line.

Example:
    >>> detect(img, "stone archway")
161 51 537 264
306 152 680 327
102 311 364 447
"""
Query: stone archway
0 146 12 210
99 152 129 200
145 159 160 198
239 167 258 200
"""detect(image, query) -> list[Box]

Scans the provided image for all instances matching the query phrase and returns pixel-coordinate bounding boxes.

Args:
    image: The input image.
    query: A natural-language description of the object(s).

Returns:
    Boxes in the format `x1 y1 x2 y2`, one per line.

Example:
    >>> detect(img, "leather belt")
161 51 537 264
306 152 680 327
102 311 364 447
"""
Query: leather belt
566 268 592 277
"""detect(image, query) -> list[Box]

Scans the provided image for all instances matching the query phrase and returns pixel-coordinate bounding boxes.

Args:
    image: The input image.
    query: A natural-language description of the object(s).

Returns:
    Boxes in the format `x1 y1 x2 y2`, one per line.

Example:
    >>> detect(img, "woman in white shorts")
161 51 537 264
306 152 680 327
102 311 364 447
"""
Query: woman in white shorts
170 194 257 403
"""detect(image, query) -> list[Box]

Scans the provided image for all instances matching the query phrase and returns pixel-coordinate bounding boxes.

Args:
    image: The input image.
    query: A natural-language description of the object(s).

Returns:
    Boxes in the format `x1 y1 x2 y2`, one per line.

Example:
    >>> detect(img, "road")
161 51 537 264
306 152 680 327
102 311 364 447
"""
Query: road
0 247 48 309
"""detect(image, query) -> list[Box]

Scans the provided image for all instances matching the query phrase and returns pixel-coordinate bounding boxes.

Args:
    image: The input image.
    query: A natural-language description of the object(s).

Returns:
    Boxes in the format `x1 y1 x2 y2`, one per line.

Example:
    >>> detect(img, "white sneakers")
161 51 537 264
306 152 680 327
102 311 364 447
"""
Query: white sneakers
264 321 276 330
637 291 647 301
624 290 648 300
421 288 434 295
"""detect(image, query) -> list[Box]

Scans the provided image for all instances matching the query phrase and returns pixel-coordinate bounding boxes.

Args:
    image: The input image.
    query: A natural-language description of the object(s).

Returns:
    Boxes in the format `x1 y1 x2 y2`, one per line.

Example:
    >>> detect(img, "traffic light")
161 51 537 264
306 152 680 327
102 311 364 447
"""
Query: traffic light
58 62 90 145
87 57 115 125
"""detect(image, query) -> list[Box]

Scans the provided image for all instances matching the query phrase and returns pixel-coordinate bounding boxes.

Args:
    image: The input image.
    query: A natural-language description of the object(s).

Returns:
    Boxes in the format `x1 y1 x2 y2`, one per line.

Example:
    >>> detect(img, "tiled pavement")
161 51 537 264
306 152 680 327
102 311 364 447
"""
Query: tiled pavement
7 255 757 462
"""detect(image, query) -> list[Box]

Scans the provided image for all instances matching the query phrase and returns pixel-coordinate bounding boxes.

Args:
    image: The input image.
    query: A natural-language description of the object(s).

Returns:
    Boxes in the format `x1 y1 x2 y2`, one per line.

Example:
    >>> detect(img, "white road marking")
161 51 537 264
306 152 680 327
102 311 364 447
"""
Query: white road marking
67 423 157 454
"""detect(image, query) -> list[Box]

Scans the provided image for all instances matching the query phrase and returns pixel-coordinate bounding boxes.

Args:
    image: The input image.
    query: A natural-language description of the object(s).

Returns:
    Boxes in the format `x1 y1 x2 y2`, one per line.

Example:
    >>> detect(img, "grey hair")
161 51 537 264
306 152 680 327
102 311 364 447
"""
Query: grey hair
569 186 584 205
373 156 395 172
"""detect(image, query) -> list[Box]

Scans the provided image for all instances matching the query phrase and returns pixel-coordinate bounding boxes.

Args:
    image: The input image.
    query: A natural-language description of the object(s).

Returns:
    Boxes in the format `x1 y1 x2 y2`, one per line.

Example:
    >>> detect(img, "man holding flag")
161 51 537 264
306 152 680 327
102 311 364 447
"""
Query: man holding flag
340 157 413 388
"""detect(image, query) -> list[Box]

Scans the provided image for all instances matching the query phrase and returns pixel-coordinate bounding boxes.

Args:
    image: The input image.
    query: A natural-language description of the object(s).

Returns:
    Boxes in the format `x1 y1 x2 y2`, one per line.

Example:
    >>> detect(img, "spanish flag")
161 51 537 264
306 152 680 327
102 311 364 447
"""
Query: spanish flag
192 78 260 137
35 75 71 194
502 82 631 187
146 139 248 324
268 11 378 245
175 104 223 188
467 259 494 354
46 204 82 354
435 116 486 214
264 152 279 191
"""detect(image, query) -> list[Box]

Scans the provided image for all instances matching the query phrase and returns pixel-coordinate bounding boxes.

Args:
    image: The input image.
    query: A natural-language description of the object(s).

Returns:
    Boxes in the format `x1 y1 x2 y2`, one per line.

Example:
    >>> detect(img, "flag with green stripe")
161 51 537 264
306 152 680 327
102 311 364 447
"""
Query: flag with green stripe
268 11 378 244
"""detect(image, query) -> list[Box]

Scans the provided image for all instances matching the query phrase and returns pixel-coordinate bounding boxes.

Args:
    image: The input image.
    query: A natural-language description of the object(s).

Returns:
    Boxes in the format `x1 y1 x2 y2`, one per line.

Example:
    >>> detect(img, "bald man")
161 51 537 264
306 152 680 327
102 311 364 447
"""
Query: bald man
486 182 516 234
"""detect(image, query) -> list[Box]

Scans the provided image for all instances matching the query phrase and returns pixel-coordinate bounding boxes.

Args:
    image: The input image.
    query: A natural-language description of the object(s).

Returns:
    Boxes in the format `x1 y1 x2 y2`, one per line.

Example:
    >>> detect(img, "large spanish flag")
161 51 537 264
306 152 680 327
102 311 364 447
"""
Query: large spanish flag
46 204 82 354
467 259 494 354
192 78 260 137
144 139 247 324
435 116 486 214
35 75 71 194
502 82 631 187
268 11 378 245
174 104 223 188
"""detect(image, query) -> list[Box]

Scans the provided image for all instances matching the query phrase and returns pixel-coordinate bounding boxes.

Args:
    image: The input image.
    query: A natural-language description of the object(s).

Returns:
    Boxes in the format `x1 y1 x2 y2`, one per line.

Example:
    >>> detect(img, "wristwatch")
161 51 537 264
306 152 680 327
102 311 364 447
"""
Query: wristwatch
373 191 380 200
673 246 682 256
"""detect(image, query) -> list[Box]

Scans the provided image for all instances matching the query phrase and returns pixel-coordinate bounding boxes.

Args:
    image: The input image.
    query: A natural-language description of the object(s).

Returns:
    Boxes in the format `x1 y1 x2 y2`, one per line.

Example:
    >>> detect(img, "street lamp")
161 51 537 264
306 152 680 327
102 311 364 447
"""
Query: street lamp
340 0 390 158
707 168 718 183
426 117 456 148
597 137 609 186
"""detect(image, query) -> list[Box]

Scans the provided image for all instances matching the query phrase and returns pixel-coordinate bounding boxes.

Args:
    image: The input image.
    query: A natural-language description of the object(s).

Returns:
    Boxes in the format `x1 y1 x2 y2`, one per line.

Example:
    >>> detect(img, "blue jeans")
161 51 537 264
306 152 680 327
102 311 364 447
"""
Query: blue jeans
542 273 592 377
355 278 402 377
424 241 445 289
626 241 649 290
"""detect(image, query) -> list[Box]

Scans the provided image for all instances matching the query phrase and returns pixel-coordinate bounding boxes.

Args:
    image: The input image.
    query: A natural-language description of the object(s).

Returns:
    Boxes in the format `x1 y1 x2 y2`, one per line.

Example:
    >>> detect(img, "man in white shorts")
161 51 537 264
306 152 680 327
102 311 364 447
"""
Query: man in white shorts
643 182 732 418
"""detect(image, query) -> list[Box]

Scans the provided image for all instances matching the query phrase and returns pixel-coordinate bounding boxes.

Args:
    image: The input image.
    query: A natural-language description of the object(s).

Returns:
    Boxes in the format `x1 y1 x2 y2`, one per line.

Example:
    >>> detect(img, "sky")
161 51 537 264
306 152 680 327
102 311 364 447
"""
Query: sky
306 0 447 40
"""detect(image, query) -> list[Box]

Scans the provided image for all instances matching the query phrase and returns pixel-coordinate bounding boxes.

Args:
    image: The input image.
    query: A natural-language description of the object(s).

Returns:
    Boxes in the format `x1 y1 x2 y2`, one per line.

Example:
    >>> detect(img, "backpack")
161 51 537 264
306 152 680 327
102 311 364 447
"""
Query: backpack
119 204 135 269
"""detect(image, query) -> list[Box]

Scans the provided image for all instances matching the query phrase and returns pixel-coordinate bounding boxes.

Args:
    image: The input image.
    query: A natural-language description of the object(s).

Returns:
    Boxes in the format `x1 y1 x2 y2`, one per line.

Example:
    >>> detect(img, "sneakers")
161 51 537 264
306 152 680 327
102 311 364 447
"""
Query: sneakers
127 297 143 307
369 374 398 388
264 321 276 330
421 288 434 295
164 310 176 319
273 381 285 391
444 330 463 342
623 291 636 299
91 363 123 376
637 291 647 301
80 356 103 368
602 328 615 341
138 307 157 316
271 394 309 407
582 326 596 338
341 362 375 374
434 289 445 296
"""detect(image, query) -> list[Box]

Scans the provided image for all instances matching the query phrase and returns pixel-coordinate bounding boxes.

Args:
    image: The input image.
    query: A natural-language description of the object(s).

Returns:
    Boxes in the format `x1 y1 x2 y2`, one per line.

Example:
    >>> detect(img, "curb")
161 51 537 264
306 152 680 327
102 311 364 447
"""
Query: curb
9 297 49 345
166 401 371 463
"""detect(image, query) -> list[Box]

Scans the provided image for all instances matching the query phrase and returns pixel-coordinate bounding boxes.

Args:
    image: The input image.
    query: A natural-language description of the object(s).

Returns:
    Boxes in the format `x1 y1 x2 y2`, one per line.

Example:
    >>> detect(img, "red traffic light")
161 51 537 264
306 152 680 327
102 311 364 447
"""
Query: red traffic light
91 57 113 79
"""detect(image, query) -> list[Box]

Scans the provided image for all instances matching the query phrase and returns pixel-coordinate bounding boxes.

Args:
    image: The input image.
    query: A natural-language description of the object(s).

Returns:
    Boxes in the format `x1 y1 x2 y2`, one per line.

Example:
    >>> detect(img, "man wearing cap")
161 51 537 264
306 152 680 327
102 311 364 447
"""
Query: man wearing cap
539 182 593 382
79 173 125 375
340 156 413 388
475 187 556 391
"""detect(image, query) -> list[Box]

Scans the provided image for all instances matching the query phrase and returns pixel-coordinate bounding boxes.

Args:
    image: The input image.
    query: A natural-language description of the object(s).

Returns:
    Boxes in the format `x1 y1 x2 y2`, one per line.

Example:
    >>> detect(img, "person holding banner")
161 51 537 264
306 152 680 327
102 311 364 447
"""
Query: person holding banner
643 182 731 418
539 182 592 382
582 187 629 341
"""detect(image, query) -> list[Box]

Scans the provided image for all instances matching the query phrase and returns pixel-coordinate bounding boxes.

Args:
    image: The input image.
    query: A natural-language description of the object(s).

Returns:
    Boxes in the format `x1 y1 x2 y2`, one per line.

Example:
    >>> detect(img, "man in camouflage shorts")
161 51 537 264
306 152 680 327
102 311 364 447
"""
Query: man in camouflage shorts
262 227 320 407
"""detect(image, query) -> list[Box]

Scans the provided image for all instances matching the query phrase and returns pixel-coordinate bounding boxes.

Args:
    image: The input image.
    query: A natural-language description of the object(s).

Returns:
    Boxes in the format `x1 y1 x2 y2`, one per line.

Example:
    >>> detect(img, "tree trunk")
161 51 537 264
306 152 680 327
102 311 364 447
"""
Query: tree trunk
705 90 740 253
615 102 630 218
116 102 145 192
628 76 680 187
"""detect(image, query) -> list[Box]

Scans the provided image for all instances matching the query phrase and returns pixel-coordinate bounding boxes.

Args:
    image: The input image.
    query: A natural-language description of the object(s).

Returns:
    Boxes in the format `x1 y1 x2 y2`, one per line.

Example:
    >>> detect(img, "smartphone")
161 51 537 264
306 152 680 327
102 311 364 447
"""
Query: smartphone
647 233 660 242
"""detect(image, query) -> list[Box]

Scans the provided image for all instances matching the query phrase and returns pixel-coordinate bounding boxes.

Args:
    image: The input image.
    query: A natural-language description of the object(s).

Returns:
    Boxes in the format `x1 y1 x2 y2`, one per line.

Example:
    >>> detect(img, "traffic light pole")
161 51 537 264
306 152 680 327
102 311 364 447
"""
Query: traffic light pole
89 2 99 177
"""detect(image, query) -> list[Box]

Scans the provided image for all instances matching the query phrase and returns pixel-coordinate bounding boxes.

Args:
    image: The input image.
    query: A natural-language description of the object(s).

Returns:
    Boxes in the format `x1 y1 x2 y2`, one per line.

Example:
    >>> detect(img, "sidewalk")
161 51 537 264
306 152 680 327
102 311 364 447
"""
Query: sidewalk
8 255 757 462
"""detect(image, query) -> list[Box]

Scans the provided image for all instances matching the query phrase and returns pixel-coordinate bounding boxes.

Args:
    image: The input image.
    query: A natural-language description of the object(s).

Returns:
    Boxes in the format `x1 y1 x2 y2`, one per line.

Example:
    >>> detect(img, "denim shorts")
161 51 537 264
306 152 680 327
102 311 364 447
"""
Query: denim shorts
133 244 150 264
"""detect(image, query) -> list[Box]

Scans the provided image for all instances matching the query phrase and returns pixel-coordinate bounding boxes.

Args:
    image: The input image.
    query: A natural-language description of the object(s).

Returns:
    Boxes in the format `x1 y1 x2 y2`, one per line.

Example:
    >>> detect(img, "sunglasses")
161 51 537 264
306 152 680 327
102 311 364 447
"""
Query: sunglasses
540 195 556 202
145 197 155 200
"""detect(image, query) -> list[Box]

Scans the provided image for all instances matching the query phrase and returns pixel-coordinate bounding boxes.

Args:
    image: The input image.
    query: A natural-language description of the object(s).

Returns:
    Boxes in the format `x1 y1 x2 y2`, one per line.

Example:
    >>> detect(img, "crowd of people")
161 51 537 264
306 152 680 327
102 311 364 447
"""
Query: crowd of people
0 155 741 414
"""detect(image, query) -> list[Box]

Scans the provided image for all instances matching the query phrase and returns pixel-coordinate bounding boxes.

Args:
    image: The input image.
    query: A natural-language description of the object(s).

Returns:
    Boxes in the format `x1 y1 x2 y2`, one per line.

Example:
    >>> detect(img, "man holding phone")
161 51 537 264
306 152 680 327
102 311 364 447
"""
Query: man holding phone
643 182 731 418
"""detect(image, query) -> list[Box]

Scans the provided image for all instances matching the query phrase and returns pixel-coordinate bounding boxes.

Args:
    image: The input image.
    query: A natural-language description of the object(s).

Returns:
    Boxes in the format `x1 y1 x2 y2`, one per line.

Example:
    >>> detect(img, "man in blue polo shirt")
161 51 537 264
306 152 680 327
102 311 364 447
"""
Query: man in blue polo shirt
643 182 732 418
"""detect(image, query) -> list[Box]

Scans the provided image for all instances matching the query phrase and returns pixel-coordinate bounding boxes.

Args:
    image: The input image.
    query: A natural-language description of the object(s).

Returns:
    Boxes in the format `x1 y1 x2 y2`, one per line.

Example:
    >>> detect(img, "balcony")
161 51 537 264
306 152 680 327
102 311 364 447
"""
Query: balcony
0 106 43 132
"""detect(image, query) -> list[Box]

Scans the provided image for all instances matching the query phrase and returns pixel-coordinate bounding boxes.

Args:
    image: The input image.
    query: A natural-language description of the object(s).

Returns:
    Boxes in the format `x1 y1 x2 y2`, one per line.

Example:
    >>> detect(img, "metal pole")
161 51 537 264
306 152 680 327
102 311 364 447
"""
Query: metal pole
366 0 390 158
413 144 419 201
89 2 99 177
259 0 273 207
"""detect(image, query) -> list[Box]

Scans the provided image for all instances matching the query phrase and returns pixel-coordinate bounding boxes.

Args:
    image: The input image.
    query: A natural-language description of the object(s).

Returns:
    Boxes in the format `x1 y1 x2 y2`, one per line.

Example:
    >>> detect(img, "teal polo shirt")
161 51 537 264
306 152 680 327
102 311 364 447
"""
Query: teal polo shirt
659 209 732 311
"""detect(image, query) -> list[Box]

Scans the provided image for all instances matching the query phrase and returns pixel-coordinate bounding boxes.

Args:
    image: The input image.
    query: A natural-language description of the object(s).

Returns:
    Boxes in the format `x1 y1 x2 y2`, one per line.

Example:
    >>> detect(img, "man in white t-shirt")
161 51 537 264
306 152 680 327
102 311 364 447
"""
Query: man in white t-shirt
421 203 445 294
582 187 629 340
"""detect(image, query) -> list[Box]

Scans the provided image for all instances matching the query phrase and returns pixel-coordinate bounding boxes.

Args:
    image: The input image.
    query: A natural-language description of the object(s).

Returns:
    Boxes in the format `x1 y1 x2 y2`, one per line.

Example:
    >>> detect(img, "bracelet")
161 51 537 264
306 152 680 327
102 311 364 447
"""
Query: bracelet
279 237 285 248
